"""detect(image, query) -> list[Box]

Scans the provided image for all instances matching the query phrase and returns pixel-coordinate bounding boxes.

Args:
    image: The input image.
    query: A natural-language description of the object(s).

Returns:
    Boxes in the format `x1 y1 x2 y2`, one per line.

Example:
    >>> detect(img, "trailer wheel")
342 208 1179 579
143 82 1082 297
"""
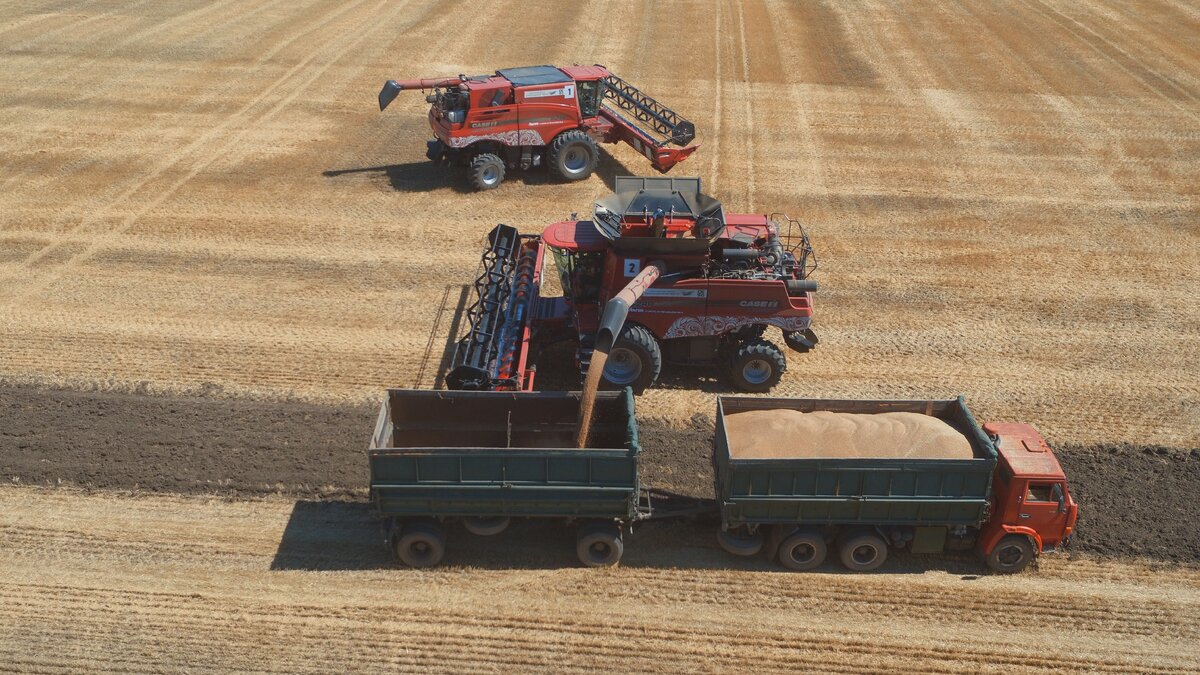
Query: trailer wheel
548 130 598 181
576 522 624 567
469 153 505 191
985 535 1036 574
603 324 662 393
462 516 510 536
778 530 827 571
727 338 786 392
395 520 446 568
717 527 764 557
838 530 888 572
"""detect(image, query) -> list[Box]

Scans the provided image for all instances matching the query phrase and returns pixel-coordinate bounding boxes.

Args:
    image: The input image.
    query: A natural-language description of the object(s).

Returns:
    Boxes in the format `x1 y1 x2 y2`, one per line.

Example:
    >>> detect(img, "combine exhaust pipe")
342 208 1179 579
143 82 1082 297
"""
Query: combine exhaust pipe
594 262 663 354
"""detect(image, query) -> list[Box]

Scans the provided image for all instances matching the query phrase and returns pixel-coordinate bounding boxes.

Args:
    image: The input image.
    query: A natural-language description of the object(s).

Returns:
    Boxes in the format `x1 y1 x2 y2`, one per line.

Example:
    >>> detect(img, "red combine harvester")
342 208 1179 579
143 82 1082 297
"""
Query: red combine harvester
378 65 699 190
446 177 819 393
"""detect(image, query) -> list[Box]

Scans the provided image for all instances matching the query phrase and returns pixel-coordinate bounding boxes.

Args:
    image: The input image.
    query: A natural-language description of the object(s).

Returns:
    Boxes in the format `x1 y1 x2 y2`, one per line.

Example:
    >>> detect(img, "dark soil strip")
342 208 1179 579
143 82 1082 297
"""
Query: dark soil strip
1 384 1196 563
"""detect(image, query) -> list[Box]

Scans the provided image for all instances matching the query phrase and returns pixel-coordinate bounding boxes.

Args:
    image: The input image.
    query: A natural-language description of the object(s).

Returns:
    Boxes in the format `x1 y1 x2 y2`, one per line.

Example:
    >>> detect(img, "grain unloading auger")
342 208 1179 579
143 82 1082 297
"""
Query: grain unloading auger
377 65 699 190
447 177 820 394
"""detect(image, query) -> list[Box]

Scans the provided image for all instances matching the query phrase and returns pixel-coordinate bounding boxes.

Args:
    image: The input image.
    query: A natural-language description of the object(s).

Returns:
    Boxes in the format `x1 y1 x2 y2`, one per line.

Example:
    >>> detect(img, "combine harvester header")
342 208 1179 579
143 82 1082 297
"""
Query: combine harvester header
378 65 699 190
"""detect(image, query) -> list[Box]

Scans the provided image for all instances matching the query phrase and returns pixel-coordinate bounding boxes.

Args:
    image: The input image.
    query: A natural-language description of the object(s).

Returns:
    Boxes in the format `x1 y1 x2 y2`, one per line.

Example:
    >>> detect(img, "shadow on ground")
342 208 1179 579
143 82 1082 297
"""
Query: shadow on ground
269 499 1004 576
321 148 638 194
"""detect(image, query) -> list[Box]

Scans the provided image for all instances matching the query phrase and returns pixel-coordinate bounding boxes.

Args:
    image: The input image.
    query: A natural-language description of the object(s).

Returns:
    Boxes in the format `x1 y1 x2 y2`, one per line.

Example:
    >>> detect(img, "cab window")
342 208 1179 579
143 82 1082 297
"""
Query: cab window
1026 483 1060 502
577 80 600 118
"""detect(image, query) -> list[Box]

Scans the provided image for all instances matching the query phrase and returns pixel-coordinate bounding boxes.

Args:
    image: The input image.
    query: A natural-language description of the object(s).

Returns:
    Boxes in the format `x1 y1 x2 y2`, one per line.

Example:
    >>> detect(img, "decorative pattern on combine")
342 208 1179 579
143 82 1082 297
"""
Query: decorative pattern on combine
664 316 813 339
447 130 544 148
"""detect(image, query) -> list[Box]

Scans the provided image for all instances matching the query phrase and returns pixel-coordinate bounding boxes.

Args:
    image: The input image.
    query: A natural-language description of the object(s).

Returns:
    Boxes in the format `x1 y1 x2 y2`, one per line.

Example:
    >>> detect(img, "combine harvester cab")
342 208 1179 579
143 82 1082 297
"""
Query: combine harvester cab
378 65 699 190
368 388 642 568
446 176 819 394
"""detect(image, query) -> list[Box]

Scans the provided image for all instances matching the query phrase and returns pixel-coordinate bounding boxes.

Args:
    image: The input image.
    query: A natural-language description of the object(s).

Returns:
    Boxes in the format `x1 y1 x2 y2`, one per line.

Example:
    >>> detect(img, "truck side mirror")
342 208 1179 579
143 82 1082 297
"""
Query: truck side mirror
1052 483 1065 513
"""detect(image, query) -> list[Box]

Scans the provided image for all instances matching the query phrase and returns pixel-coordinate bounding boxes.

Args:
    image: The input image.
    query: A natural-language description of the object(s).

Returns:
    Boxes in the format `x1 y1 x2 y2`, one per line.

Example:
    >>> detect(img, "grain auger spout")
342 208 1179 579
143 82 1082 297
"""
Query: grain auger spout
594 262 664 354
378 76 467 110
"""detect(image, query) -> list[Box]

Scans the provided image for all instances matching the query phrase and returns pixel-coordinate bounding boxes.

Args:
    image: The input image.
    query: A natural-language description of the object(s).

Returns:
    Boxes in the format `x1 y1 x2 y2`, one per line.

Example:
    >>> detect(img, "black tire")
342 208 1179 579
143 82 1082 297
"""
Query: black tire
985 534 1036 574
576 521 624 567
462 516 510 536
838 530 888 572
548 130 598 181
778 530 827 571
602 324 662 393
727 338 786 392
717 527 764 557
468 153 505 191
394 520 446 568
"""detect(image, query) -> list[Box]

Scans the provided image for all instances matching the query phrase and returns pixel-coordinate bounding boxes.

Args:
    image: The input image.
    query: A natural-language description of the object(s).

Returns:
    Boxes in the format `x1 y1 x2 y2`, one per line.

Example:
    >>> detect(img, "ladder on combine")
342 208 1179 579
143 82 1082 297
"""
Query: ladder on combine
598 74 699 172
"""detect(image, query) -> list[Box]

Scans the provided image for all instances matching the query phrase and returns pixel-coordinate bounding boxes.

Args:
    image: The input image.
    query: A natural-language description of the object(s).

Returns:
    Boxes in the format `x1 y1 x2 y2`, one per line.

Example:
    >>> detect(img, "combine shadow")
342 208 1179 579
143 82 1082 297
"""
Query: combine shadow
321 147 639 195
269 498 994 576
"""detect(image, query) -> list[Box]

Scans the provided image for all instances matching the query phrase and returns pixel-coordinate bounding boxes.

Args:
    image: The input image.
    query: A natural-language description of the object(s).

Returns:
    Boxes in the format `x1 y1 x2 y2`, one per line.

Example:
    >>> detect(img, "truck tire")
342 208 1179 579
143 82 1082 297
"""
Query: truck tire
548 130 598 181
576 521 624 567
395 520 446 568
603 324 662 393
778 530 827 571
727 338 786 392
838 530 888 572
717 527 764 557
469 153 505 191
985 534 1036 574
462 516 510 536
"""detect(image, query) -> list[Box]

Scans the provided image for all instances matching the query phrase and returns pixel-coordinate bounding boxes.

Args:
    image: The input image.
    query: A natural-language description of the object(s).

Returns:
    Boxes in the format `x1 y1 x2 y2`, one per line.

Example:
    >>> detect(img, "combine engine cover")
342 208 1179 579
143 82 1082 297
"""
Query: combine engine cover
446 225 544 391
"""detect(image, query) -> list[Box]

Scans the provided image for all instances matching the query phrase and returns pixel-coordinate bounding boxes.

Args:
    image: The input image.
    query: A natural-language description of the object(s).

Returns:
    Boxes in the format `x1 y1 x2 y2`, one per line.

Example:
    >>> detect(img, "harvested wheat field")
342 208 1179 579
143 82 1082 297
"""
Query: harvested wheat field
1 0 1198 671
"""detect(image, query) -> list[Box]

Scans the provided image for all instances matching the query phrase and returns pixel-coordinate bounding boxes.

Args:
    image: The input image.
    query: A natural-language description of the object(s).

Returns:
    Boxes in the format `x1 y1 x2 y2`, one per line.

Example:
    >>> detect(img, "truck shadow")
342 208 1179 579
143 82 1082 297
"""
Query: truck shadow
321 148 636 195
270 500 992 576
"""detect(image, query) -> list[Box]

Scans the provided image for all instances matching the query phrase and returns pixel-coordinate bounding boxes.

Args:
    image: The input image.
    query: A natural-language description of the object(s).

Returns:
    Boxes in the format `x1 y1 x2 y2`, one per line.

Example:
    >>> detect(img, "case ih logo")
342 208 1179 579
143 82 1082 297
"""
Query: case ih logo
739 300 778 308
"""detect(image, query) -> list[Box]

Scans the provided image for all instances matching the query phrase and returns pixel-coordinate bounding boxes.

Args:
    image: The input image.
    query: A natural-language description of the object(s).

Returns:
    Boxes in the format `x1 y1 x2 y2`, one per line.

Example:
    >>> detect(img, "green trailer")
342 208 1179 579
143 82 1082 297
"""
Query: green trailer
368 388 641 567
713 396 999 571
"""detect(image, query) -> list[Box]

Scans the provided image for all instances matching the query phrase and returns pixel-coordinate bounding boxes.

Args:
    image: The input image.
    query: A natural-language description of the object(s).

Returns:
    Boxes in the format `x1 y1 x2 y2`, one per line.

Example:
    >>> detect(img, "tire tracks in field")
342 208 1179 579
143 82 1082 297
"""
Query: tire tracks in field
0 0 429 306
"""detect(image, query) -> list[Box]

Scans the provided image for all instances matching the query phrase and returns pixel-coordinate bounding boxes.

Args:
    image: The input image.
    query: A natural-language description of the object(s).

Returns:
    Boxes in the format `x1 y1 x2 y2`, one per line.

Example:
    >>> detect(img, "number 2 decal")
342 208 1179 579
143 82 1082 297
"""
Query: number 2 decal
623 259 640 277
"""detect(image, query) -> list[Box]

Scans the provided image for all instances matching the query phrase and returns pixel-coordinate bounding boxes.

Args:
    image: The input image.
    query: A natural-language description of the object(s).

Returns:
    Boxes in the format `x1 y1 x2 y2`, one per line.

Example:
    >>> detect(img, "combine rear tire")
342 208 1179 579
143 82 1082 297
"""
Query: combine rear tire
778 530 827 571
717 527 764 557
395 520 446 568
462 516 510 536
469 153 505 191
603 324 661 393
727 338 786 392
548 130 598 181
838 530 888 572
576 521 624 567
984 535 1036 574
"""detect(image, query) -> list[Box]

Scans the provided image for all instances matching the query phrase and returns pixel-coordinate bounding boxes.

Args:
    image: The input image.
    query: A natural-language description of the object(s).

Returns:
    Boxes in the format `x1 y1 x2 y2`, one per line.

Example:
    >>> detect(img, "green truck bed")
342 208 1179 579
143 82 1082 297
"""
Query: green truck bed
713 396 998 528
368 389 641 521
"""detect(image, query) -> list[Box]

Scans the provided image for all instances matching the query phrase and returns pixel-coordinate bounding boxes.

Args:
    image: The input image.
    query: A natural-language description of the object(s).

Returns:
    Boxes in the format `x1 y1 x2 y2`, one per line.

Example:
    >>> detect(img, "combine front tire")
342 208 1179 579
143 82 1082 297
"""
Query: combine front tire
984 535 1036 574
548 130 598 182
727 338 786 392
394 520 446 568
576 521 624 567
469 153 505 191
603 324 662 393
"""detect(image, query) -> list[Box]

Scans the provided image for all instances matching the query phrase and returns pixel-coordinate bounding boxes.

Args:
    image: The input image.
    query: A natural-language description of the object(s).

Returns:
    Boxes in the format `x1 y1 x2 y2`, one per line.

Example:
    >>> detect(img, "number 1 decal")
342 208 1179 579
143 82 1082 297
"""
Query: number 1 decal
623 259 640 277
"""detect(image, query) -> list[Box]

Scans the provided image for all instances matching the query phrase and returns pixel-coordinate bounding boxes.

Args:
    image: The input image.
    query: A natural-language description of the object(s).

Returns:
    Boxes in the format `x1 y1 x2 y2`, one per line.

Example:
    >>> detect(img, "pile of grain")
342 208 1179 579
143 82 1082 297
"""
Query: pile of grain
724 410 973 459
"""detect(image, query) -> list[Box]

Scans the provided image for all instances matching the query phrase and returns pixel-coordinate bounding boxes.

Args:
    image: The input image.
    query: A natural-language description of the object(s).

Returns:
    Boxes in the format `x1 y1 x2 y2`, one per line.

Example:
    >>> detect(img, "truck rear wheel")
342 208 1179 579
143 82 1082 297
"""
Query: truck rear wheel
576 521 624 567
778 530 827 571
469 153 505 191
462 516 510 536
838 530 888 572
727 338 786 392
548 130 598 181
985 534 1036 574
395 520 446 568
603 324 661 393
717 527 764 557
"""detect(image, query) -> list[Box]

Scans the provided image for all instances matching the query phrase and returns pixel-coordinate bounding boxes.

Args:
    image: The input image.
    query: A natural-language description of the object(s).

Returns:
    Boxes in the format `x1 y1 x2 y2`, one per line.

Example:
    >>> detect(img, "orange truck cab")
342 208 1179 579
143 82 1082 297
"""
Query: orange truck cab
978 422 1079 572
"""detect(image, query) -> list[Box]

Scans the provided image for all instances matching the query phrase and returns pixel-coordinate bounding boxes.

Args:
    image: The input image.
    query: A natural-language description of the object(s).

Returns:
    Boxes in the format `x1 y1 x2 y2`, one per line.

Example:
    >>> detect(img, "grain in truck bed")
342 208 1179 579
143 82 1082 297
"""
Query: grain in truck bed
723 410 973 460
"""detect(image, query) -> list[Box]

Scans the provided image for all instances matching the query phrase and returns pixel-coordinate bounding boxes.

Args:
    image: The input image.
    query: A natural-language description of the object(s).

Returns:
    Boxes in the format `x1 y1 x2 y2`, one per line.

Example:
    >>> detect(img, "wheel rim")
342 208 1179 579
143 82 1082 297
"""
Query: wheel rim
481 165 500 185
852 544 878 566
409 539 432 562
788 542 816 565
997 544 1024 567
589 540 612 562
742 358 773 385
604 348 642 384
563 146 588 174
